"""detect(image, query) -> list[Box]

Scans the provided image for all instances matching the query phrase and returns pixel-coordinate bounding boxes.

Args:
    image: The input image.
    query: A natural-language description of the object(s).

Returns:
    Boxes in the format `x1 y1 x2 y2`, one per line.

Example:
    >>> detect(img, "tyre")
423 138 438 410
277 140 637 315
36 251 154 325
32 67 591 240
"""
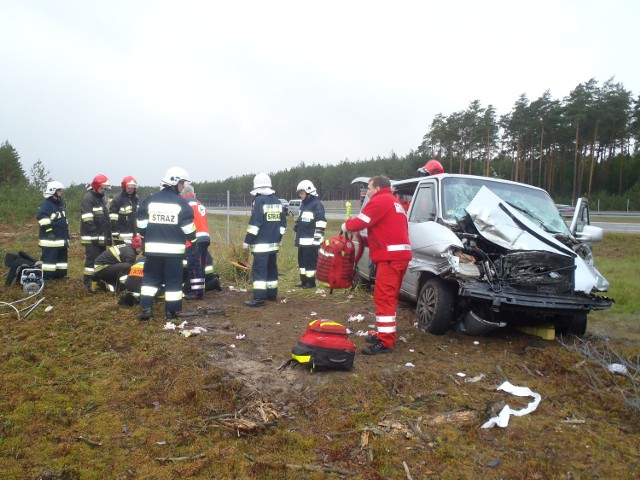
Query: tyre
555 313 588 336
416 277 456 335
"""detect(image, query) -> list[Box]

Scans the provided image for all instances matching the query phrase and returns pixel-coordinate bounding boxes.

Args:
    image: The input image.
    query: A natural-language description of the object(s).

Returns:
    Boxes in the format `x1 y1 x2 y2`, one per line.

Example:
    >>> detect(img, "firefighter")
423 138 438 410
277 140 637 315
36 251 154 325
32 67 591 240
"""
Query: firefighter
243 173 287 307
294 179 326 289
37 181 69 280
93 234 143 292
341 175 412 355
109 175 139 243
181 184 211 300
417 159 444 176
80 174 112 292
136 167 196 320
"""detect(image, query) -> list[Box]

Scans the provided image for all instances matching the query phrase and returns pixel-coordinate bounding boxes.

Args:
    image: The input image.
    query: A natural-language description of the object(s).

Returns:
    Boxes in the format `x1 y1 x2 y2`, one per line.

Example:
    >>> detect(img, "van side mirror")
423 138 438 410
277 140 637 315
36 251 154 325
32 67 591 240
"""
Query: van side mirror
576 225 603 243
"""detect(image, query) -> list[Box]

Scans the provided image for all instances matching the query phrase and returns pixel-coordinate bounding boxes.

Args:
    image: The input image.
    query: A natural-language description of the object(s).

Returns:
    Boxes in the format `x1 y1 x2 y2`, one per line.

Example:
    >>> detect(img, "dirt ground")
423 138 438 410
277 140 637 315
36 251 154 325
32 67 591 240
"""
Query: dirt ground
185 283 636 401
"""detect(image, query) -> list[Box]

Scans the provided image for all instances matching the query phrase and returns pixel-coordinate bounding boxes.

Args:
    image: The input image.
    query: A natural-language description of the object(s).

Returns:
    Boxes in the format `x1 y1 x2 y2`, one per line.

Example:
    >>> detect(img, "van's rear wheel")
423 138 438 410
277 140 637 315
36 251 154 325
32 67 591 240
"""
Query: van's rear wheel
417 278 456 335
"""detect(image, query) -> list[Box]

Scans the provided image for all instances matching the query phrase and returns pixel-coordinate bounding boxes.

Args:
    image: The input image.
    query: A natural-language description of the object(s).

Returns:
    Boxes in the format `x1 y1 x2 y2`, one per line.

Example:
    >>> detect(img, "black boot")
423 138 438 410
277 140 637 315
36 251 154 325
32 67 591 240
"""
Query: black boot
295 274 306 288
138 308 153 321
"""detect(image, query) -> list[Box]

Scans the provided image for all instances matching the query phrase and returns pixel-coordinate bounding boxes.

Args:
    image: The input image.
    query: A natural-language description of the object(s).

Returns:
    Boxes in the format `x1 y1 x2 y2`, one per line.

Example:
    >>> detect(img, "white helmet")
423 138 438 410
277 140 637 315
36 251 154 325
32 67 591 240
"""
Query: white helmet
251 173 274 196
161 167 191 186
253 172 272 189
43 181 64 198
296 179 317 196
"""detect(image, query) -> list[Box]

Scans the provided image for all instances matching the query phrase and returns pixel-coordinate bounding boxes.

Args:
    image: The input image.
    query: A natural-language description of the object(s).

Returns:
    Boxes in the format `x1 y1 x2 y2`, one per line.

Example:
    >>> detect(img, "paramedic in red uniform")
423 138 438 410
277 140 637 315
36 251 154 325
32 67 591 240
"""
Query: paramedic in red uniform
136 167 196 320
341 175 412 355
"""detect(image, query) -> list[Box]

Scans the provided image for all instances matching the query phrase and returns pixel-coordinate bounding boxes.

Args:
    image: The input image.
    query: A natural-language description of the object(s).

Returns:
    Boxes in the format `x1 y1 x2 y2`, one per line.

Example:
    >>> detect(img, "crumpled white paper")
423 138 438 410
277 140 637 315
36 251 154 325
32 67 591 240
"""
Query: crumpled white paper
481 381 542 428
607 363 630 376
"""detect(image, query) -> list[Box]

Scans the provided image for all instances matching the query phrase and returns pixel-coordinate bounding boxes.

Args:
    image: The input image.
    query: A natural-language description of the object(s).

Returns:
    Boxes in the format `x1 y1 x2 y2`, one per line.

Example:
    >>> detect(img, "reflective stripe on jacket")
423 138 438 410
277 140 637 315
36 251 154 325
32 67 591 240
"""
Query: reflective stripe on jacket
294 195 327 247
80 189 111 245
137 186 196 256
37 196 69 247
344 187 412 263
109 190 138 241
244 193 286 253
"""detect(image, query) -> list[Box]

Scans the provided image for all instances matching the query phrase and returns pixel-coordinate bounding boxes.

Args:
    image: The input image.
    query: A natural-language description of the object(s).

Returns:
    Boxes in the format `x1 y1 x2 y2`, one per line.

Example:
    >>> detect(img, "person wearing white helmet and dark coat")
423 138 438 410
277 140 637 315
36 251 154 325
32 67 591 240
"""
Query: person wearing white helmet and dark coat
109 175 139 243
136 167 196 320
293 179 326 288
37 181 69 280
80 174 112 292
243 173 287 307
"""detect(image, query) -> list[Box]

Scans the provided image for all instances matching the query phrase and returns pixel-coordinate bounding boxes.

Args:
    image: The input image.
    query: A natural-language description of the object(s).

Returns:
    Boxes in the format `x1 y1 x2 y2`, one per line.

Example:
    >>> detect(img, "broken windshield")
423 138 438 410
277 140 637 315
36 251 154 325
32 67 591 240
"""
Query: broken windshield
441 177 570 235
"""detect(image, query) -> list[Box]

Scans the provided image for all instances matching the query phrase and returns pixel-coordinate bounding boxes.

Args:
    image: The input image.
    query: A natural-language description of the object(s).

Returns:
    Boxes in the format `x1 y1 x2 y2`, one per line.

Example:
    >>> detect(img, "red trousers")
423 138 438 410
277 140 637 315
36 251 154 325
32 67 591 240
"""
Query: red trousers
373 260 409 348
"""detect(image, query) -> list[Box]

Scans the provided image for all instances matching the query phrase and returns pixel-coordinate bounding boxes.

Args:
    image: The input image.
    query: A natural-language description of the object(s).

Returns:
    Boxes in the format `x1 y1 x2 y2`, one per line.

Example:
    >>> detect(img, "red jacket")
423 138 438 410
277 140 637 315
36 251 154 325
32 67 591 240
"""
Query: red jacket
183 193 210 248
345 187 411 263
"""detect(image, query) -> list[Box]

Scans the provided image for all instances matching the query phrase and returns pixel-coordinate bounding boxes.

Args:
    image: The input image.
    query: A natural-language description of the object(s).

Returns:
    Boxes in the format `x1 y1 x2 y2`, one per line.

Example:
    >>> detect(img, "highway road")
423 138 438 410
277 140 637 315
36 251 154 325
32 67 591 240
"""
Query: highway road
208 208 640 234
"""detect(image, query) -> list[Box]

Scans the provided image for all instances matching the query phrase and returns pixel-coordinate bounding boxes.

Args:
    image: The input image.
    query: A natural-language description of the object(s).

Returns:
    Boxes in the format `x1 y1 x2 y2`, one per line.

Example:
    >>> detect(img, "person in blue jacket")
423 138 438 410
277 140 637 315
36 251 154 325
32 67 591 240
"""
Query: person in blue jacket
136 167 196 320
293 179 326 289
37 181 69 280
243 173 287 307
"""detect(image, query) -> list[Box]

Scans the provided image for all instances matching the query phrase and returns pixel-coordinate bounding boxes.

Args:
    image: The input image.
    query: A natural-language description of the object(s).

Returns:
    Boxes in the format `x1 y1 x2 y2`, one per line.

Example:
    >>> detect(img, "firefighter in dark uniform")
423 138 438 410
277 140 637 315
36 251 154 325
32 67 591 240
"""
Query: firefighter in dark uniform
93 234 143 292
294 179 326 289
80 174 112 292
37 181 69 280
243 173 287 307
109 175 139 243
136 167 196 320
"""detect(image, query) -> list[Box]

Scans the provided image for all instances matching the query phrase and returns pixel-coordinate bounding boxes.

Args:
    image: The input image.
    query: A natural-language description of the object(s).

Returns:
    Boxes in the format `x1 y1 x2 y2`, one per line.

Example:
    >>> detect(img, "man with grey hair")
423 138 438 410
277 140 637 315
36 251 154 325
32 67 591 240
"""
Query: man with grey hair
181 183 211 300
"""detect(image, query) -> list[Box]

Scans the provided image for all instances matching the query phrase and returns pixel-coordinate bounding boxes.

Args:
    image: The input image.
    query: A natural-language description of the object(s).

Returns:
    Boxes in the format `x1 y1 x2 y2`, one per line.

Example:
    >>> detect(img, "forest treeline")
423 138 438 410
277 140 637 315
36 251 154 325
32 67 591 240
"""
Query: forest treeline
2 77 640 213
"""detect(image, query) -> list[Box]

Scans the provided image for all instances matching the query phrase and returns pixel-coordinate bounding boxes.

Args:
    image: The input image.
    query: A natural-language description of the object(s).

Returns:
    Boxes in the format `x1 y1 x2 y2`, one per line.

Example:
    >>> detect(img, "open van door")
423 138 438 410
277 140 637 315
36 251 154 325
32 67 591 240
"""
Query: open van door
569 198 603 243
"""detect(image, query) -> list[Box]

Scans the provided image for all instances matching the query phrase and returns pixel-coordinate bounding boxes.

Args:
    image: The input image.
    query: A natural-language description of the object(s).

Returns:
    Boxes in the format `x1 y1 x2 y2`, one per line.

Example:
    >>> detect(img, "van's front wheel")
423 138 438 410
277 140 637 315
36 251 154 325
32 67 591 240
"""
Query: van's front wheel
416 278 456 335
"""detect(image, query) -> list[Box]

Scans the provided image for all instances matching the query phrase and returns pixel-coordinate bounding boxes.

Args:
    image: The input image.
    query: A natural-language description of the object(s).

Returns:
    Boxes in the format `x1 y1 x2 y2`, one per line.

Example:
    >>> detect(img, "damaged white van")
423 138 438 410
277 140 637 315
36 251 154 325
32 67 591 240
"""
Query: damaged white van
353 174 612 336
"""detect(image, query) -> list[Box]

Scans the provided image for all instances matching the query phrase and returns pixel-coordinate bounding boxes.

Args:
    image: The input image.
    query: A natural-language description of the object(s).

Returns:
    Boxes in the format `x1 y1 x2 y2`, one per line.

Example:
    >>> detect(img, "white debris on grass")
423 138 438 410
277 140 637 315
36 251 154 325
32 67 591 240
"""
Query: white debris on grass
348 313 365 322
405 363 415 368
45 305 53 312
473 341 480 345
456 372 467 377
280 298 288 304
310 311 317 316
608 363 630 376
481 381 542 429
181 327 207 338
353 330 369 337
228 286 247 292
235 333 246 340
164 321 207 337
464 373 486 383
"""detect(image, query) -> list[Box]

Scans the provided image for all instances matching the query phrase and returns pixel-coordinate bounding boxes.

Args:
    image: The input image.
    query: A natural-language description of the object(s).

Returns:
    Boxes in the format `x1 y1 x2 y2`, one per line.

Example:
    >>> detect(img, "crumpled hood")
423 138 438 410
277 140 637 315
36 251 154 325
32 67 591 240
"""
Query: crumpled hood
465 186 607 293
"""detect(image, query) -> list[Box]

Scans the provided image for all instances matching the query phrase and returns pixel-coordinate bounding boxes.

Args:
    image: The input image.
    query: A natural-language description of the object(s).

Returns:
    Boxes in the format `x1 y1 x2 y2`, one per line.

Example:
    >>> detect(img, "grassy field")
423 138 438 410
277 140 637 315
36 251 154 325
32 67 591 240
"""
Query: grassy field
0 215 638 479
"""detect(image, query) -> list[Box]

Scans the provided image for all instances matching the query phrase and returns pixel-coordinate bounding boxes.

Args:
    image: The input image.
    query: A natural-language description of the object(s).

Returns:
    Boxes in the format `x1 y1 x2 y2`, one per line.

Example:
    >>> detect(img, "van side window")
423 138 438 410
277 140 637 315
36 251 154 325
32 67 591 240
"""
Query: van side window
409 186 435 223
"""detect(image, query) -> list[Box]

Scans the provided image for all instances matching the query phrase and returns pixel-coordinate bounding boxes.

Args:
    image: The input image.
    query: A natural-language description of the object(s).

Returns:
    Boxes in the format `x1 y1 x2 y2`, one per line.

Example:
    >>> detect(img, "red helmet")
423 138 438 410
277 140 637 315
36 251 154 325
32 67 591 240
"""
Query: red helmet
131 234 143 250
91 174 111 191
417 159 444 176
121 176 138 190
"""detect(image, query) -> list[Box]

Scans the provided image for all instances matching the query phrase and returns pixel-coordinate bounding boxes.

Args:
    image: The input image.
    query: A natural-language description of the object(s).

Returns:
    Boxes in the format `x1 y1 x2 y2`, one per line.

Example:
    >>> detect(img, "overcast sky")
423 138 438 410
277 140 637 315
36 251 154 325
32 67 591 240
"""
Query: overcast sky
2 0 639 188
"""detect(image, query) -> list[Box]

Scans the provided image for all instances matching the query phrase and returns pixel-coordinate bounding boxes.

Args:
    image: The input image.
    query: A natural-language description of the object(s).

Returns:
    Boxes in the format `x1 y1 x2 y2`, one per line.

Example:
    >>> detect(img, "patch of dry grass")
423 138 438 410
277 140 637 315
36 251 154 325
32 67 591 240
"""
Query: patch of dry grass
1 217 639 479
